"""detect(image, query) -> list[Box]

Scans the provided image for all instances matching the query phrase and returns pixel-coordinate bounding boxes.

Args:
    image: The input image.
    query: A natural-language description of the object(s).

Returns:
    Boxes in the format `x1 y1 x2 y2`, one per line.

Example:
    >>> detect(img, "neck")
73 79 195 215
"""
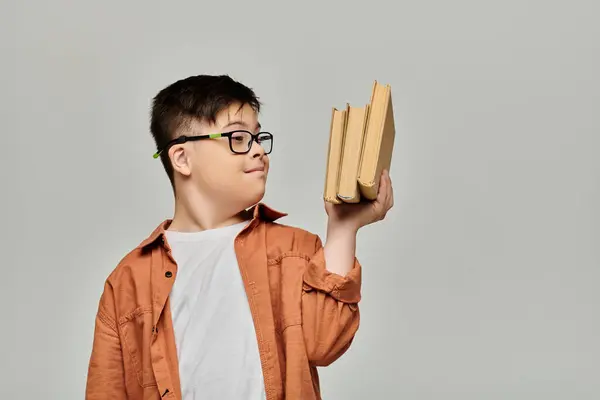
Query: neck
168 185 251 232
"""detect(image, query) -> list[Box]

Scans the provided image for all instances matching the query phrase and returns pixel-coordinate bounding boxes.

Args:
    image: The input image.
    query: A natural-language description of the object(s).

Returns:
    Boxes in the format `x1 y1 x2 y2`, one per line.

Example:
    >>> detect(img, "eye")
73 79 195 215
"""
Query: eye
257 133 271 143
231 132 246 142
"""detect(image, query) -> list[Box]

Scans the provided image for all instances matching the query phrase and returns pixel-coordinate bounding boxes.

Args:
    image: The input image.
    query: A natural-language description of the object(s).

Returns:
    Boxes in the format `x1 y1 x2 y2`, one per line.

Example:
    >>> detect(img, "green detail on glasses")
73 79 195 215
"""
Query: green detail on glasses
209 133 222 139
153 152 160 159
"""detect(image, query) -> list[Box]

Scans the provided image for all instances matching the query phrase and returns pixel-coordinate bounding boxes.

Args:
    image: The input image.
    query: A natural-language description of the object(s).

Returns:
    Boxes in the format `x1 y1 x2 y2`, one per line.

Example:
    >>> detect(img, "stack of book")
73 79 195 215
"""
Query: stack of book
324 81 396 204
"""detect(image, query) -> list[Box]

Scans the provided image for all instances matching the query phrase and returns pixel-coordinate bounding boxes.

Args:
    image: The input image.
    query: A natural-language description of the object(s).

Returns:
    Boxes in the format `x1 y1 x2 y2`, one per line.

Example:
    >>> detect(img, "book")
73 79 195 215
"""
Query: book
357 81 395 200
323 106 348 204
323 80 396 203
336 103 370 203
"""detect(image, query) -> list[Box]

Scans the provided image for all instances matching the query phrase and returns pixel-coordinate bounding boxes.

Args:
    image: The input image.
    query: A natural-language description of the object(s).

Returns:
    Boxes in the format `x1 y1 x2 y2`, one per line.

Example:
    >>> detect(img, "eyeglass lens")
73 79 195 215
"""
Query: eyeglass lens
231 131 272 153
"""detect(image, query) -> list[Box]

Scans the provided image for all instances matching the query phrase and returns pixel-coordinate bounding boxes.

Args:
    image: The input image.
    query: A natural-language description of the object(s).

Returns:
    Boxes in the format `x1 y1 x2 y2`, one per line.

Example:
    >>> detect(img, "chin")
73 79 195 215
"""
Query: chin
233 176 267 207
251 187 266 203
246 186 266 206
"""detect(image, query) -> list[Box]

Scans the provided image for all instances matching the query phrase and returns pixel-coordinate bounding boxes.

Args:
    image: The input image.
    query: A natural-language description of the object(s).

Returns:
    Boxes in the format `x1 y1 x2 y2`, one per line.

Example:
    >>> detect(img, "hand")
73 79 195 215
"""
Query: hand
325 169 394 232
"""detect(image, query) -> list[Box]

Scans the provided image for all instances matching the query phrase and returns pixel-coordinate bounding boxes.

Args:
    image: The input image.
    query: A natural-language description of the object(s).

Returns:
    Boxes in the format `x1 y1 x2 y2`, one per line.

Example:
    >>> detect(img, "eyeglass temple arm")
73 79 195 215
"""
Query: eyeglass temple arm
153 133 223 158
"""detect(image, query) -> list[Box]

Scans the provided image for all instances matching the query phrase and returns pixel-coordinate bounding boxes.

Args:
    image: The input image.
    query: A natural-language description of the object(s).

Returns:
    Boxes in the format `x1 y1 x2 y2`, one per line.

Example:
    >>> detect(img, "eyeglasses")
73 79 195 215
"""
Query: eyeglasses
153 130 273 159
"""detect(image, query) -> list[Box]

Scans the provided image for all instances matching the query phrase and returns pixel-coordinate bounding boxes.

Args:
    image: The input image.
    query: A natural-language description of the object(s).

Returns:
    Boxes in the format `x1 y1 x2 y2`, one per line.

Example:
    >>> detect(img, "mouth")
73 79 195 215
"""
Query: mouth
245 166 265 173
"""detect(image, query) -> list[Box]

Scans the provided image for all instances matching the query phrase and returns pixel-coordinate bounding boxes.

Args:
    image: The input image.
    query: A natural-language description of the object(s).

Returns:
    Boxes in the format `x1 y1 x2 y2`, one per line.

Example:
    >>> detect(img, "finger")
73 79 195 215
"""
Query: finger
385 174 394 209
381 170 388 187
382 172 391 200
376 173 388 202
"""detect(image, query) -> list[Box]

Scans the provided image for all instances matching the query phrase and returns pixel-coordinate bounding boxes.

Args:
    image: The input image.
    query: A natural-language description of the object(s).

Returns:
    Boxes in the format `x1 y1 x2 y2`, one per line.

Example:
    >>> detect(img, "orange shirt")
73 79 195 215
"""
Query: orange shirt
85 203 362 399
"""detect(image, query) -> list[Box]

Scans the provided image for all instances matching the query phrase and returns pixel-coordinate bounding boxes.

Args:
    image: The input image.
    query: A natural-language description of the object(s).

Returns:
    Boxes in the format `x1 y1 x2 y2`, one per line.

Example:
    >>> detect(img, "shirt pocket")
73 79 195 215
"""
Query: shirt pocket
269 253 307 332
119 306 158 388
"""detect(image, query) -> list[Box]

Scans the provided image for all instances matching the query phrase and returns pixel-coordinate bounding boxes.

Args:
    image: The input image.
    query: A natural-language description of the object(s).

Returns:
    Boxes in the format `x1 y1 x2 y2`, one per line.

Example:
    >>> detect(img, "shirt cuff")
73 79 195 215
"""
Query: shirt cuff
303 247 362 304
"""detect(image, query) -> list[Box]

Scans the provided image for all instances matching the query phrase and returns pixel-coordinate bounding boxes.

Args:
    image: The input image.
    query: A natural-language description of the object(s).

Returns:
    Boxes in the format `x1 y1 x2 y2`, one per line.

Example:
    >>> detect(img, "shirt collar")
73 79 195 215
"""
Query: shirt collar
137 202 287 250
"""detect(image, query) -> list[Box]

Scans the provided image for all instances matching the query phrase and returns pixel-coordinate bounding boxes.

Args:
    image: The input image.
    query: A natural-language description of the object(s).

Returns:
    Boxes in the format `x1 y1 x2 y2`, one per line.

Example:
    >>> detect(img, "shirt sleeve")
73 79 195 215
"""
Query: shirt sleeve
300 234 362 366
86 281 128 399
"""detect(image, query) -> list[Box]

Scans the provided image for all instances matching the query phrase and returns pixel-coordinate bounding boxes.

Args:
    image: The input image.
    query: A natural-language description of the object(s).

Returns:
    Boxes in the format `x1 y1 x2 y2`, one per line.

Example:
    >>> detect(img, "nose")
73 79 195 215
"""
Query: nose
248 137 265 158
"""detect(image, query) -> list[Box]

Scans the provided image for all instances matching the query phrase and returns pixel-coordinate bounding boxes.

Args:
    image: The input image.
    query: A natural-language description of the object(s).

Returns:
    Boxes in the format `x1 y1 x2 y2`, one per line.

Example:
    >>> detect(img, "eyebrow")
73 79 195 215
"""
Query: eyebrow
222 120 261 131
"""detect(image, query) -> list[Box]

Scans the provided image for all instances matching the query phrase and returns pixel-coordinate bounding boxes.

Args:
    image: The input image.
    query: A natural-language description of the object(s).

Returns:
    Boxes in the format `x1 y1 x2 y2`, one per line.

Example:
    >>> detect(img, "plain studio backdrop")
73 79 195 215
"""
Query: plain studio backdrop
2 0 599 398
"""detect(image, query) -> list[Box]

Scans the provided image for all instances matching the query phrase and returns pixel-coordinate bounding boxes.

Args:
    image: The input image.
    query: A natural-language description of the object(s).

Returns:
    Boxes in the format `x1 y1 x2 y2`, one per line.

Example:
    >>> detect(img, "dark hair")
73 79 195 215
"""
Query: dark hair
150 74 261 188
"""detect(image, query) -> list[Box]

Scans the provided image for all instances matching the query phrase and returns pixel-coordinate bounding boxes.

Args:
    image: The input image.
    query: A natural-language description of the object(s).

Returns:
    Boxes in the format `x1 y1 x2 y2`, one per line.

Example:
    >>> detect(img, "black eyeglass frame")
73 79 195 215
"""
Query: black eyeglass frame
153 130 273 159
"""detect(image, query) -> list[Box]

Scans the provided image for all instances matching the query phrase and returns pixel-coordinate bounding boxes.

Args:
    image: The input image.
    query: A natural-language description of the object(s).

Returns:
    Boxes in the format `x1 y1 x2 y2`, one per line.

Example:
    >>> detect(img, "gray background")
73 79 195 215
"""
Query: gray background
2 0 599 398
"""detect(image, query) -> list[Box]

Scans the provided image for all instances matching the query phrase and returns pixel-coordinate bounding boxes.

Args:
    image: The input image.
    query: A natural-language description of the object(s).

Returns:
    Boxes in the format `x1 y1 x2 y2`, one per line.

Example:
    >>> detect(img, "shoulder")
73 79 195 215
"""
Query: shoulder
104 245 153 290
263 221 323 261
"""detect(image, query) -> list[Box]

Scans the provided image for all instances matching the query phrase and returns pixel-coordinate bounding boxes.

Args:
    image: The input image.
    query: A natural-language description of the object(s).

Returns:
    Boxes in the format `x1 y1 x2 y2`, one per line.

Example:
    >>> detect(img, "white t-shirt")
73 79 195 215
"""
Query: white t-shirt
165 220 266 400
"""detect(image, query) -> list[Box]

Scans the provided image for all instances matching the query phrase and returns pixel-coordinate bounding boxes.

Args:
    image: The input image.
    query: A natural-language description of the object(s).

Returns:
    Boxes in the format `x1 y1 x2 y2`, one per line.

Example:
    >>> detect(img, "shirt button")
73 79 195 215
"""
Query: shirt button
165 271 173 278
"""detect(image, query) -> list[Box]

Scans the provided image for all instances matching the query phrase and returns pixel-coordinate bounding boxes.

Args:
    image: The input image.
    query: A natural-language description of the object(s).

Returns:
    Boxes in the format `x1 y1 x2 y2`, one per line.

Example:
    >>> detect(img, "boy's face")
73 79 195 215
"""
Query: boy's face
170 102 270 212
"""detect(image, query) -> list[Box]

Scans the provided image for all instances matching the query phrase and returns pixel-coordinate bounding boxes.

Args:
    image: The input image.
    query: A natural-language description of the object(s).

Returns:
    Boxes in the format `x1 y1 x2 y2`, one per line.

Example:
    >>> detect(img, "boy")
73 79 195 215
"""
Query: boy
85 74 393 400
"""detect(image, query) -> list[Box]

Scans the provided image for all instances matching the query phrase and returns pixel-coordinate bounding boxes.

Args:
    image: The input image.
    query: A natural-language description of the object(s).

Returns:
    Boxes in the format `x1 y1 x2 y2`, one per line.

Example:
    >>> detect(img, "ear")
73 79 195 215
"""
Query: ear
169 145 192 177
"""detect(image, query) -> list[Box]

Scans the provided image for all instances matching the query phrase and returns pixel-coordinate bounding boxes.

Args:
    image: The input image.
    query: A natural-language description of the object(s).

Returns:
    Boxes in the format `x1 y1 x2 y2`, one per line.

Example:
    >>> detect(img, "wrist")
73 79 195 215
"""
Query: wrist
324 217 358 277
327 218 359 237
